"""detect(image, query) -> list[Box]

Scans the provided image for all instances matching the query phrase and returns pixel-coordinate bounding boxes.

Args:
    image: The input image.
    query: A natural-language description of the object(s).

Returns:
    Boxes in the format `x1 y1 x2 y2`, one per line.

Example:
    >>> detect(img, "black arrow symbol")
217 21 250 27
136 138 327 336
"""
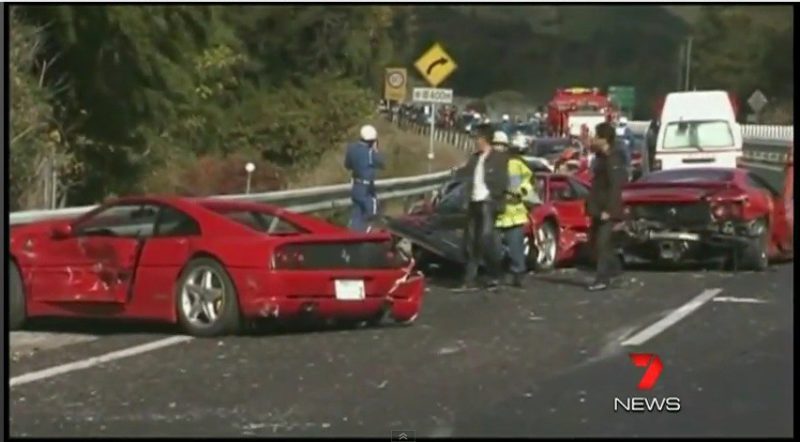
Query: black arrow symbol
426 57 448 75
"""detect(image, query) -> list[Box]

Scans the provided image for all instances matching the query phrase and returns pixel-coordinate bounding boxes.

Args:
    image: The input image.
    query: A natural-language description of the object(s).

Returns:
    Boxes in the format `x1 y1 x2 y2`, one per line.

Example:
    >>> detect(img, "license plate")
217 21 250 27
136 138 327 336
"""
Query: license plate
334 280 365 301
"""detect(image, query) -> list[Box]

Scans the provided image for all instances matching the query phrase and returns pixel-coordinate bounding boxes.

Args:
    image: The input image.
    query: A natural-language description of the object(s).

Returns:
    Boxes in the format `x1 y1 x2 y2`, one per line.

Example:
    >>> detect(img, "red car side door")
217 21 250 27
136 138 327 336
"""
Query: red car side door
129 206 199 305
549 177 591 230
747 171 793 254
30 203 158 304
26 234 91 303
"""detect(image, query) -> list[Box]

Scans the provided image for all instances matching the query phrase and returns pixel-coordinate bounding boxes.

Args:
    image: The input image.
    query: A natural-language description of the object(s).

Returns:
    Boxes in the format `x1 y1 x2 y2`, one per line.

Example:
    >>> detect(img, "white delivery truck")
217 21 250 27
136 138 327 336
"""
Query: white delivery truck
653 90 743 171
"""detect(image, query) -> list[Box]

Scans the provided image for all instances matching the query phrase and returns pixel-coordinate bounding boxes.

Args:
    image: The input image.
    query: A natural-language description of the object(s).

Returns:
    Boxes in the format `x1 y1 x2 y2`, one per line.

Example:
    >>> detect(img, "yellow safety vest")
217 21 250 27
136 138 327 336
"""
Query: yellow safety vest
496 156 535 228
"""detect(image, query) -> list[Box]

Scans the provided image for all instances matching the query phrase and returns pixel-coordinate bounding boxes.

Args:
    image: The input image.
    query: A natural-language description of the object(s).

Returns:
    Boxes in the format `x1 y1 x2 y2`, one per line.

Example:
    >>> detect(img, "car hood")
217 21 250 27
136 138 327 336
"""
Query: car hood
384 214 466 264
623 182 740 203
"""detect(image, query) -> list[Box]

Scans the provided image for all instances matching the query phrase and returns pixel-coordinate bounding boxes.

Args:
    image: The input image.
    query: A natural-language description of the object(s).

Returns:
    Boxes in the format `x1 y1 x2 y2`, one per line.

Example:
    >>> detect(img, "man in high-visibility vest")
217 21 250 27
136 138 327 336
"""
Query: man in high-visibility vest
496 133 536 287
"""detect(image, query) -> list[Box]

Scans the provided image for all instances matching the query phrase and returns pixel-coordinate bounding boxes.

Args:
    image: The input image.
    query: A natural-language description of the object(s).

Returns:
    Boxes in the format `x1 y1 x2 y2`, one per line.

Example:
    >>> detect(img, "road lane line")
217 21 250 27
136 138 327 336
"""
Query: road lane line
621 288 722 347
9 336 194 388
713 296 768 304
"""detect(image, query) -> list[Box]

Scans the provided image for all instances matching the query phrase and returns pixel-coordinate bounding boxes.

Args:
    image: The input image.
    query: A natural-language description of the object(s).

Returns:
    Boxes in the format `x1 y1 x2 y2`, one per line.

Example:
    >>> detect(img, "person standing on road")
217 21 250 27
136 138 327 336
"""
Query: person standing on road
456 124 509 291
496 133 537 287
585 122 627 291
344 124 384 232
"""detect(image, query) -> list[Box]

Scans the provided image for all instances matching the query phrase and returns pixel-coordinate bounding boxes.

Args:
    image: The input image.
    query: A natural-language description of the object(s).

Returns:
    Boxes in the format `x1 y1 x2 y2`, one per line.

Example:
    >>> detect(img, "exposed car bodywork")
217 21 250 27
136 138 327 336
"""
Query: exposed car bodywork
617 161 794 270
9 197 425 335
382 164 593 271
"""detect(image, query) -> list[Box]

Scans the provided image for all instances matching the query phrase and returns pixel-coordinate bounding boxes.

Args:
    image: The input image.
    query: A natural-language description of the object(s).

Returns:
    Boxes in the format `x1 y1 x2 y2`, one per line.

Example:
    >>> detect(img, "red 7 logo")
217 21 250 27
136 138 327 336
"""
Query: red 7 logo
629 353 664 390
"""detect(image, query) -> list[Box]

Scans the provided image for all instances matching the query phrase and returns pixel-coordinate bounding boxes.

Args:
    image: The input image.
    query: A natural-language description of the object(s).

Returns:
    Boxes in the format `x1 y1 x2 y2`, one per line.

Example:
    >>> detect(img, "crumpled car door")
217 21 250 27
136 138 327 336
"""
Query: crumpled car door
74 236 144 303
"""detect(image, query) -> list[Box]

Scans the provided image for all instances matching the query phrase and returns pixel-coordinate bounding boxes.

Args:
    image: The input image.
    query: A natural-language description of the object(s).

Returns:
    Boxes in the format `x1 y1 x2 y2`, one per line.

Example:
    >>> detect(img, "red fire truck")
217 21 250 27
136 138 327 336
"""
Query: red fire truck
547 87 614 137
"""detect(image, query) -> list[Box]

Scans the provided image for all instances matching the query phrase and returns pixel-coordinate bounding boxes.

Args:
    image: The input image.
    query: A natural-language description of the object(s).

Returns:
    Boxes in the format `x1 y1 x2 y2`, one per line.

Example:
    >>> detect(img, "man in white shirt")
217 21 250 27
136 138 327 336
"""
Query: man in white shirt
456 124 509 291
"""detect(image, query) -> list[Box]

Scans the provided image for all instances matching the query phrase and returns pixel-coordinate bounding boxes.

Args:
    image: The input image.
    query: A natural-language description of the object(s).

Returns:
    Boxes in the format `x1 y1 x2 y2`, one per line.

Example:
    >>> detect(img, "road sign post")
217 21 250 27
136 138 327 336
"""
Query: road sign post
413 43 457 172
429 103 436 172
384 67 407 103
412 88 454 172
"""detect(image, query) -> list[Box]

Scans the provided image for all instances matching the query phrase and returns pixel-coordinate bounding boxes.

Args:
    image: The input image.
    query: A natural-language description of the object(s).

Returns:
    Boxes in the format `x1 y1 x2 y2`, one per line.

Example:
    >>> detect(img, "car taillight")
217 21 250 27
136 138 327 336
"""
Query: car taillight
273 247 306 269
712 202 743 220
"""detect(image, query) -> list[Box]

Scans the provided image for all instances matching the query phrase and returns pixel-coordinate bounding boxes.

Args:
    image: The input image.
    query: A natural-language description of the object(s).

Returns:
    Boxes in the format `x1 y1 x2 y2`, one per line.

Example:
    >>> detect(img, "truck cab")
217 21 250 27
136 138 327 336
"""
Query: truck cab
654 90 743 171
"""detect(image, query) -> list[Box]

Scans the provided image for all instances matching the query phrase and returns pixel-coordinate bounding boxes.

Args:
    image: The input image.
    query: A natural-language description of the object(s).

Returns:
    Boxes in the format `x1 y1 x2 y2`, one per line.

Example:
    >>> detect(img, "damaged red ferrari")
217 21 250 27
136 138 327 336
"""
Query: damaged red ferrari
9 197 424 336
617 162 794 270
383 165 593 272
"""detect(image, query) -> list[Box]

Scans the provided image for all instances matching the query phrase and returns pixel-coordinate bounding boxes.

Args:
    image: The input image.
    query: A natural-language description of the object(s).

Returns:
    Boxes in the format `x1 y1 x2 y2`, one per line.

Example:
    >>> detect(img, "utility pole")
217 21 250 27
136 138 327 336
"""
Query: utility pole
676 42 684 90
684 37 693 91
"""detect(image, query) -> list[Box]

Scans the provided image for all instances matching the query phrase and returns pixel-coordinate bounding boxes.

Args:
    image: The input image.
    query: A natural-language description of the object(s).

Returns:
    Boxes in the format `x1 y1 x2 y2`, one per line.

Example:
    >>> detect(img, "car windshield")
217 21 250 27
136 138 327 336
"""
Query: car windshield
662 120 735 149
636 169 734 183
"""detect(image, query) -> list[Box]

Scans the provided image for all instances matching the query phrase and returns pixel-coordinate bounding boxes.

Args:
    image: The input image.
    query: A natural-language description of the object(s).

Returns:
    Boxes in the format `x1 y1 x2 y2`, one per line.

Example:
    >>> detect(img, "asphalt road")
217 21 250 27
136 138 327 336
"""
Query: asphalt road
8 262 794 437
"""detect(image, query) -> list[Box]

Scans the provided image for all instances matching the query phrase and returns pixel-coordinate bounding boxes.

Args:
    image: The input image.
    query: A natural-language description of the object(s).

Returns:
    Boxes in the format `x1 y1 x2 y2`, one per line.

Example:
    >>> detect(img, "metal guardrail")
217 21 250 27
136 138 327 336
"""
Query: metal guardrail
9 169 454 226
627 120 793 141
9 113 793 227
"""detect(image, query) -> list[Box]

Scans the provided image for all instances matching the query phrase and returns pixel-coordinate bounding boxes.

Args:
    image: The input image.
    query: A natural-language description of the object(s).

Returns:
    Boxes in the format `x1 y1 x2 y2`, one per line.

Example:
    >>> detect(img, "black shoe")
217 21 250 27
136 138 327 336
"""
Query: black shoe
587 281 609 292
511 273 524 288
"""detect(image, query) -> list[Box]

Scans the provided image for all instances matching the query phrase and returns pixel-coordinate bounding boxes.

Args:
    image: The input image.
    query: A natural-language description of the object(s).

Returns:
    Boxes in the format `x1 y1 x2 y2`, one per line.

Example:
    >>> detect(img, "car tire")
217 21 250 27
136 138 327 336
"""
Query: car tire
9 261 27 330
175 257 242 337
740 218 770 271
530 221 558 272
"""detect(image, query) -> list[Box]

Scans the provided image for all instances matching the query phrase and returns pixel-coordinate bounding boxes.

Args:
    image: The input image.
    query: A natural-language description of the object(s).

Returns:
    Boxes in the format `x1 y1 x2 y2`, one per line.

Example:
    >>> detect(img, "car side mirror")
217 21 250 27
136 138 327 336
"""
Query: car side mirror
51 222 73 239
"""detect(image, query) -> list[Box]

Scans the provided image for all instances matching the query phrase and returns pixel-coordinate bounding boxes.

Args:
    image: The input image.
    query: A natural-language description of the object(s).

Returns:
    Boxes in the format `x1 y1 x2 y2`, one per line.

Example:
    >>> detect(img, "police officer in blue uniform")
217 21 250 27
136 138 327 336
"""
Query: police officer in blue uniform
344 124 384 231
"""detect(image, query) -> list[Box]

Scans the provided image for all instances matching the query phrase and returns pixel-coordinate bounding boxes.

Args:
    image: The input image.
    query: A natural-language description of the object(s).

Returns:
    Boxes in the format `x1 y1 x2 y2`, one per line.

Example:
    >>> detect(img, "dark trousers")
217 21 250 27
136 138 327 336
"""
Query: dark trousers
497 225 527 275
464 201 502 284
349 182 377 232
589 217 623 283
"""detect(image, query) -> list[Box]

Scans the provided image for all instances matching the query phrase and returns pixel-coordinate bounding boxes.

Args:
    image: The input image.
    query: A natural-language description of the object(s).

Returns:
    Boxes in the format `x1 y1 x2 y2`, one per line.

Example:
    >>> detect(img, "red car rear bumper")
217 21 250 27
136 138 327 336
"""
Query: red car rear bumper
231 268 425 322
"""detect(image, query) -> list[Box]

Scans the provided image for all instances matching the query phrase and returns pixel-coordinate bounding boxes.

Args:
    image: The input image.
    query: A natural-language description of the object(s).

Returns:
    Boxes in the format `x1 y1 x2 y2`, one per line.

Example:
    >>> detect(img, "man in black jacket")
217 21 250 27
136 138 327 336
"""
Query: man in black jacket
457 124 509 290
586 122 627 291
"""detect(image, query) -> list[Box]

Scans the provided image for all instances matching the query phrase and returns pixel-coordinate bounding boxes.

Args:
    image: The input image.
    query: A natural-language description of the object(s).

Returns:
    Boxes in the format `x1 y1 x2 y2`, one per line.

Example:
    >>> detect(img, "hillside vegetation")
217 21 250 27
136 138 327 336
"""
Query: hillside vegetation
10 5 791 211
409 5 792 118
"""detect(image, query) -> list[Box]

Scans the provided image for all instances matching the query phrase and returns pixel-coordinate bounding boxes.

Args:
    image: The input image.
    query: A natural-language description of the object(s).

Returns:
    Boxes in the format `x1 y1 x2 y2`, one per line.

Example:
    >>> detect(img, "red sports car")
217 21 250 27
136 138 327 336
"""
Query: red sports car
383 164 593 272
618 163 794 270
8 197 424 336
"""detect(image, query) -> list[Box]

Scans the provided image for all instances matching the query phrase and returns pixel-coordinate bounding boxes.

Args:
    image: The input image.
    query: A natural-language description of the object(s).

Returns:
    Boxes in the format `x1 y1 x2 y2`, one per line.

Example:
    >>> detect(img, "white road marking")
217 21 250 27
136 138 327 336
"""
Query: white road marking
9 336 194 388
713 296 768 304
621 288 722 347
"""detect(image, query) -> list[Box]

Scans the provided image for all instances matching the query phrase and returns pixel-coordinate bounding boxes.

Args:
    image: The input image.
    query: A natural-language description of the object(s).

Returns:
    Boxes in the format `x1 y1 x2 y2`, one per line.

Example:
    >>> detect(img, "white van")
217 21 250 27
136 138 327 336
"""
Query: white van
654 90 743 171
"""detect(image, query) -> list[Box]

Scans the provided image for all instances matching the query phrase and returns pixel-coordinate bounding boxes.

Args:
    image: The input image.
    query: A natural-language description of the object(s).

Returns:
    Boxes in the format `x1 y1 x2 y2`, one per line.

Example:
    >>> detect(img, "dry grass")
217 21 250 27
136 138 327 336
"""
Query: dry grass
286 118 467 188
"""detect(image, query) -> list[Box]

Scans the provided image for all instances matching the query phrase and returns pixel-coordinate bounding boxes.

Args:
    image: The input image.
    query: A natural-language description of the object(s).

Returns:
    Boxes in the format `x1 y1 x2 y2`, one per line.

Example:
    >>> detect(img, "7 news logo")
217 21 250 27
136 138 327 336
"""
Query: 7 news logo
614 353 681 413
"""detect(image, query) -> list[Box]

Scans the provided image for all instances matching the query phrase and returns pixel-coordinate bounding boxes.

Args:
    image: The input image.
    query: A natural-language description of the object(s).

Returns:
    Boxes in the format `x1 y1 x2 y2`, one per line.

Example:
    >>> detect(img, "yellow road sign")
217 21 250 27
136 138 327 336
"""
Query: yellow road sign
414 43 457 87
384 68 407 102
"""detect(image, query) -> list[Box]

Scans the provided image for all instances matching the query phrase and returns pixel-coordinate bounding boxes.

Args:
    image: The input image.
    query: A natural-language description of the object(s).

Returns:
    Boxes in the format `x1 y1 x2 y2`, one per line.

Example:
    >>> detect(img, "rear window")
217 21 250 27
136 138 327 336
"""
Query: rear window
211 209 306 235
662 120 735 149
637 169 734 183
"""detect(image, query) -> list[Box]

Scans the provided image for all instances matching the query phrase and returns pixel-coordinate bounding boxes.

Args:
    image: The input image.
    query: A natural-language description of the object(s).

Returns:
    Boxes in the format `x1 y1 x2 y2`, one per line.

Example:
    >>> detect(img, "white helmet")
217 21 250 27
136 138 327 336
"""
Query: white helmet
360 124 377 141
502 114 510 121
492 131 509 146
619 116 629 126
